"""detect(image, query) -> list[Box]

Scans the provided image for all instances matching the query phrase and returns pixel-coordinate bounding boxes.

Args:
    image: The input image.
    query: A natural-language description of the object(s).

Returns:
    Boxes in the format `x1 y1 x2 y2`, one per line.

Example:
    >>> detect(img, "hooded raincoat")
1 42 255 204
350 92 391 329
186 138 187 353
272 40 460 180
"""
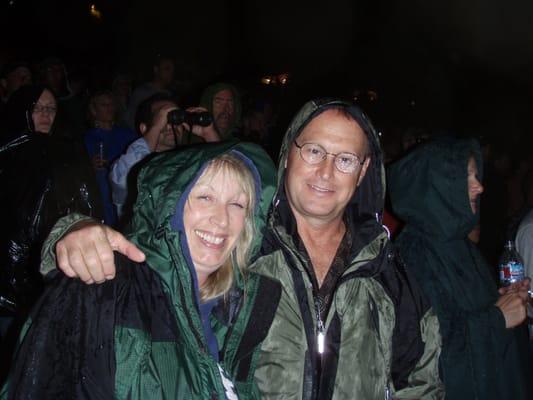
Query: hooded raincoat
388 137 528 400
0 85 102 317
1 141 281 399
250 99 444 399
200 83 242 140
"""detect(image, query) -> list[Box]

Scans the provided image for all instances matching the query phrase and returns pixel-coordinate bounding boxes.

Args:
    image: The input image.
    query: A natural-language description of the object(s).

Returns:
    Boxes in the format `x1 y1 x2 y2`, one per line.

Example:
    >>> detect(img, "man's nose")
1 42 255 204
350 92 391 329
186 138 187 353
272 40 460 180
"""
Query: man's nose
317 156 336 179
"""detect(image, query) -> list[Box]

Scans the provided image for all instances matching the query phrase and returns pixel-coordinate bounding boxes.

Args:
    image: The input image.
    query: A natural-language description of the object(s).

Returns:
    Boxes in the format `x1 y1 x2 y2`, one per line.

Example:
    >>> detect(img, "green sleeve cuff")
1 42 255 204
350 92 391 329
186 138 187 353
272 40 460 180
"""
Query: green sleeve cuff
39 213 95 277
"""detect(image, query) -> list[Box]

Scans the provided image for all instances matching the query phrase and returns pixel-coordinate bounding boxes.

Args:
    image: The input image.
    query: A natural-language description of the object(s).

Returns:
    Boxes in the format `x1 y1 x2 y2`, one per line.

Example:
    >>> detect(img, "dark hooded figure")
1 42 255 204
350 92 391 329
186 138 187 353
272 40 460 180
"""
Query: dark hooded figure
0 85 102 343
388 136 529 400
200 83 242 140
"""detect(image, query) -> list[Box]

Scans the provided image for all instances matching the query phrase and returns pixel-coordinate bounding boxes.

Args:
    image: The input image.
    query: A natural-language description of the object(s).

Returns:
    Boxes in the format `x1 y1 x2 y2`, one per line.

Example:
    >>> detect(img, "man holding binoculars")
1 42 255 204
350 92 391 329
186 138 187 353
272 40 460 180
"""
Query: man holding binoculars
109 93 221 220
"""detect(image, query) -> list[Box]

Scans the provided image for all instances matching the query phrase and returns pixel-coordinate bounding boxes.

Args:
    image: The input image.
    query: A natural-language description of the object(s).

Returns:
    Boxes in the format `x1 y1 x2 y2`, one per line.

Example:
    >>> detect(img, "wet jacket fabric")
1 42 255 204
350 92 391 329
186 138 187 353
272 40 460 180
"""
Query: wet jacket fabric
388 137 528 400
250 99 444 399
200 83 242 140
0 86 103 316
2 142 281 399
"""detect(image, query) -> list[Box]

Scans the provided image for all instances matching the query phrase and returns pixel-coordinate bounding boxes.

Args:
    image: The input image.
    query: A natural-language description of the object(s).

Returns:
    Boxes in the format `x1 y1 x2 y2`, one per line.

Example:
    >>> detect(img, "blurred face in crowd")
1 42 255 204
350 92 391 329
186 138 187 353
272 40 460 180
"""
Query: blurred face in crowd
44 63 64 93
467 156 484 214
285 109 371 226
32 89 57 134
154 59 175 87
90 93 116 126
2 66 32 98
149 99 180 151
112 75 131 102
183 166 248 286
212 89 235 134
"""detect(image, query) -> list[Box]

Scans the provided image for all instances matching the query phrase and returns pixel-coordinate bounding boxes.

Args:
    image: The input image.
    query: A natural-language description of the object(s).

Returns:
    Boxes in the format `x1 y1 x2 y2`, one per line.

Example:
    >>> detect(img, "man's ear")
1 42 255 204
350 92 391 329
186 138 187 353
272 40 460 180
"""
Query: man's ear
356 156 371 187
139 123 148 135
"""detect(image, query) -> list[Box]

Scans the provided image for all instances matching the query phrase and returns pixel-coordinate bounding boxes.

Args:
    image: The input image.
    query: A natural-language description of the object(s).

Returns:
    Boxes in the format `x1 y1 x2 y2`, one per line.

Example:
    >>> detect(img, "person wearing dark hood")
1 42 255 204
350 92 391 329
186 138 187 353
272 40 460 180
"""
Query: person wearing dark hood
0 85 102 346
37 57 88 138
37 99 443 399
388 136 530 400
200 83 241 140
1 142 280 399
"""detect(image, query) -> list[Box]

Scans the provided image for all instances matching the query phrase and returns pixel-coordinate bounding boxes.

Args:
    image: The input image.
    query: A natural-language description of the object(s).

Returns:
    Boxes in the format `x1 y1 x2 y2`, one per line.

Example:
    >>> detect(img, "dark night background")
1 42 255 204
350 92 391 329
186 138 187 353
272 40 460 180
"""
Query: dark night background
1 0 533 135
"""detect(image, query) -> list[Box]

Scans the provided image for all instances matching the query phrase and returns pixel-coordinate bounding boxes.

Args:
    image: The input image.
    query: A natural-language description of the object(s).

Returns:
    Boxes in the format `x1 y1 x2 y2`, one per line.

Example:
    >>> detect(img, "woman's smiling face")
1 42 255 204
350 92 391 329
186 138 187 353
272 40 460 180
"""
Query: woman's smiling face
183 168 249 287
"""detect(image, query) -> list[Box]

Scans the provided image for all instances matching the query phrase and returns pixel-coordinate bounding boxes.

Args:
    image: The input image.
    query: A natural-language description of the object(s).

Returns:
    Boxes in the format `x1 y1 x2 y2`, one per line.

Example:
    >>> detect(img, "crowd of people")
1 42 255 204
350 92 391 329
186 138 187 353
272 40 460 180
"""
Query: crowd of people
0 52 531 399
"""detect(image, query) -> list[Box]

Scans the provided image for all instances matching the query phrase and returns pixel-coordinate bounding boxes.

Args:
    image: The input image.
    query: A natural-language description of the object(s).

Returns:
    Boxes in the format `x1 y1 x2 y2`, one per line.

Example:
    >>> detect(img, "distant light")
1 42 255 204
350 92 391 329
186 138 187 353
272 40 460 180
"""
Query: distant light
367 90 378 102
90 4 102 19
278 73 289 85
8 0 15 5
261 76 272 85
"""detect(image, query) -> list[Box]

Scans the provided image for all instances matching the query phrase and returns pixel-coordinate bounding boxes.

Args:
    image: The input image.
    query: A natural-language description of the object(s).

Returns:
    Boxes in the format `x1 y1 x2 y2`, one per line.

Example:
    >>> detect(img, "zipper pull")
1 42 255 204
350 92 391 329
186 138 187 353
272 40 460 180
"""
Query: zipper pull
317 316 325 354
385 384 393 400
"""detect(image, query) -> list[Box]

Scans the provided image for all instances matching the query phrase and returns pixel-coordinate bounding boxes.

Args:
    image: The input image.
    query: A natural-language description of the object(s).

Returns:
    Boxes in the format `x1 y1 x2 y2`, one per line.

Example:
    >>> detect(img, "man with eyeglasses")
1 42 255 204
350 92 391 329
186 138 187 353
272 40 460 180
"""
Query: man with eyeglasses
36 99 443 399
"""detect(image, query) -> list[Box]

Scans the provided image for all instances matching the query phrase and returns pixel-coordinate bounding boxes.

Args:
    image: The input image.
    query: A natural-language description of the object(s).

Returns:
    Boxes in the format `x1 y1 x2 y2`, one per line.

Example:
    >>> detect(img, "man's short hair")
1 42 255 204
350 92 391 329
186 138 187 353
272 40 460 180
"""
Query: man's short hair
302 105 371 157
134 92 177 135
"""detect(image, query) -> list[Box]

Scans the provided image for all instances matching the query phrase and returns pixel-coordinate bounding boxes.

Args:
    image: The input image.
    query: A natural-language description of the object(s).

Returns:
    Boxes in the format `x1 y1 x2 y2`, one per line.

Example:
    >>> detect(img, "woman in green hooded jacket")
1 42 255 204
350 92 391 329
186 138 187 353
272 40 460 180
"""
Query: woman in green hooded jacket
1 141 280 399
388 136 529 400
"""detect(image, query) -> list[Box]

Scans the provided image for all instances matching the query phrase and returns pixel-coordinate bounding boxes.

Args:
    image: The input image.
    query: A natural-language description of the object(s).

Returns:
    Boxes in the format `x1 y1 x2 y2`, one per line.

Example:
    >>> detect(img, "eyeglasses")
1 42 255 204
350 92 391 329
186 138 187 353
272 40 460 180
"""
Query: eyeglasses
293 141 365 174
32 104 57 115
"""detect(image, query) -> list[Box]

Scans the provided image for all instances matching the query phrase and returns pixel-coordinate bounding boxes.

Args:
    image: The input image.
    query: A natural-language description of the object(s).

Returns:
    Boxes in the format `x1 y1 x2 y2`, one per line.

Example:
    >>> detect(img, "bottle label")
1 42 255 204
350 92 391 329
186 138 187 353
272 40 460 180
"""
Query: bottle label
499 261 525 284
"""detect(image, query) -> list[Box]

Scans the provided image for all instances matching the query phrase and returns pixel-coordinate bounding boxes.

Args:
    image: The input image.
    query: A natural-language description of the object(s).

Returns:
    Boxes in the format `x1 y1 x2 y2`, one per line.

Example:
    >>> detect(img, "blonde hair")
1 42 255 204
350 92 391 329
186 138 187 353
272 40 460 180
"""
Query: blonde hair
192 153 257 302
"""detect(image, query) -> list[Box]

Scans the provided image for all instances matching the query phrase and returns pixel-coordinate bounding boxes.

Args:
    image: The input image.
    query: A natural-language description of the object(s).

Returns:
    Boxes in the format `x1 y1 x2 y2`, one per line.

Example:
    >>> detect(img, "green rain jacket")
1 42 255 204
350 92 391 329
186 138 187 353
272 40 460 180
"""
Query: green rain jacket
250 99 444 399
388 137 529 400
1 142 280 399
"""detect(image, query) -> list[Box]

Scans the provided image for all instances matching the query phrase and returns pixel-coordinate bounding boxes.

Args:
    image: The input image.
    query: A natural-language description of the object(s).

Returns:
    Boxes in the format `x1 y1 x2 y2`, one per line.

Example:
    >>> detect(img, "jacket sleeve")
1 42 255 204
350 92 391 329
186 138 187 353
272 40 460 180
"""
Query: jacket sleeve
394 308 444 399
109 137 150 218
39 213 95 276
1 271 117 399
378 249 444 399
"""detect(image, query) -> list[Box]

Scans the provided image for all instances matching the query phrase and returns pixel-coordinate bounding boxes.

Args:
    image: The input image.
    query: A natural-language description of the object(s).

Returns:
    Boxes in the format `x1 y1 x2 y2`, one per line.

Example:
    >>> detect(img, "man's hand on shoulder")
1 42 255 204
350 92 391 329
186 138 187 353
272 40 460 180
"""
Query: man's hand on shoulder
55 220 145 284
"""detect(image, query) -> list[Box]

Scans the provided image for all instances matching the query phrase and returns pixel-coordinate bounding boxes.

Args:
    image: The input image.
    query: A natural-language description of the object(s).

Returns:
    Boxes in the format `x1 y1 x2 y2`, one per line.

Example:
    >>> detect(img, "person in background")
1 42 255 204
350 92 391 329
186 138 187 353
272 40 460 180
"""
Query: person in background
122 54 175 131
0 85 102 376
84 90 137 226
199 83 241 140
0 61 31 104
516 170 533 279
112 73 132 125
109 93 220 221
0 61 32 138
388 136 530 399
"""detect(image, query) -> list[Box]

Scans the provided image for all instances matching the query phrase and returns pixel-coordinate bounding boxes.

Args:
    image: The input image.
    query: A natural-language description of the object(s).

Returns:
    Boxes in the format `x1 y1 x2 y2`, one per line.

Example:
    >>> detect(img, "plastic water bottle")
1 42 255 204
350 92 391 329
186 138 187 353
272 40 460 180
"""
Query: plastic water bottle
498 240 525 287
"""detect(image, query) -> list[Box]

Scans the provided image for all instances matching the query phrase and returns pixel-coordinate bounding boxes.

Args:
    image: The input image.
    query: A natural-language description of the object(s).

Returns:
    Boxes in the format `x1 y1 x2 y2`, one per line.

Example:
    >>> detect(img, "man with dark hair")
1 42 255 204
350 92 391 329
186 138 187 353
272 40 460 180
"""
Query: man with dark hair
122 54 176 130
110 93 220 219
